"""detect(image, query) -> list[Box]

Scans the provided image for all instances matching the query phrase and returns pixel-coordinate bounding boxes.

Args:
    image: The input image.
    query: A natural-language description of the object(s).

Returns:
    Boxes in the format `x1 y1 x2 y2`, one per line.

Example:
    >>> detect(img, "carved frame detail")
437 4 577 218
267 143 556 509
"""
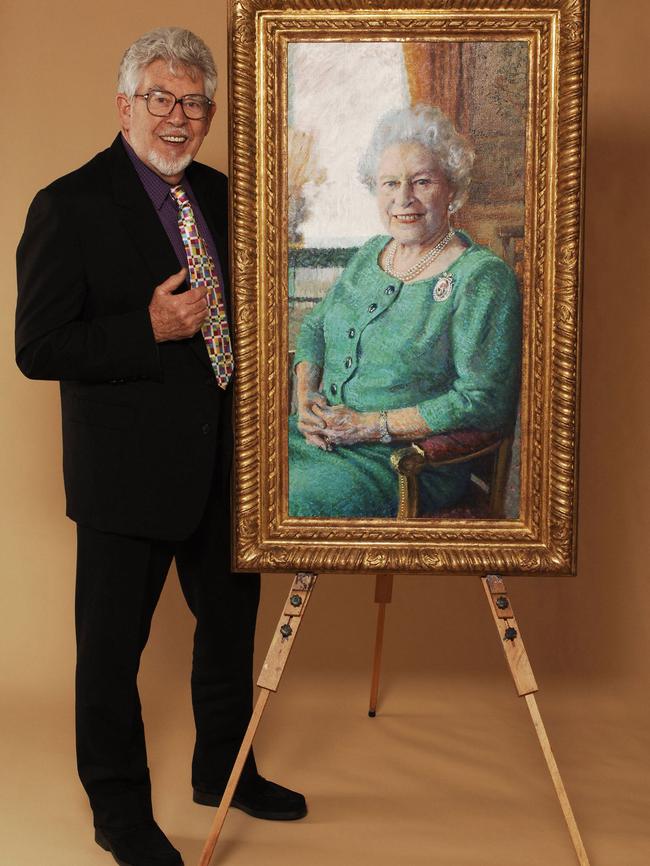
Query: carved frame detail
230 0 588 574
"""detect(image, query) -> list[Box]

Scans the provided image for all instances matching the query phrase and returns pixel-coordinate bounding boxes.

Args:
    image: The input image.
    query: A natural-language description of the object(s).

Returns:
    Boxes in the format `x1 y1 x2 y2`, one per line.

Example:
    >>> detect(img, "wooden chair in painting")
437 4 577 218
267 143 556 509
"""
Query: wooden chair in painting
390 427 514 519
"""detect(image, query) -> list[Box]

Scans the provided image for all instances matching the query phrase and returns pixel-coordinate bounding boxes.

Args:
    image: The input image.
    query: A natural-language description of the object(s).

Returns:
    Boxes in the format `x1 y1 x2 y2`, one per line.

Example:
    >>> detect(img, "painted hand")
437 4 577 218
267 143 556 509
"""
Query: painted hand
313 403 376 446
297 391 332 450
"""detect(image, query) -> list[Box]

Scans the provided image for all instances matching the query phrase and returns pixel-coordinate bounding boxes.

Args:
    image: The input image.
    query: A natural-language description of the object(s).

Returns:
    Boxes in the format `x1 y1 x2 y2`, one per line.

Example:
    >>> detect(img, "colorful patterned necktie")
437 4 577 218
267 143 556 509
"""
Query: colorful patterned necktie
170 185 234 388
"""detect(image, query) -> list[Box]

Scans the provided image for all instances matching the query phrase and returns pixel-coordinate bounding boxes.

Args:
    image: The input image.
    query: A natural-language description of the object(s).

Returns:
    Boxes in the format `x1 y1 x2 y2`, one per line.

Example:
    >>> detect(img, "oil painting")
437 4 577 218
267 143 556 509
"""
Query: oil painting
230 0 588 574
287 40 527 520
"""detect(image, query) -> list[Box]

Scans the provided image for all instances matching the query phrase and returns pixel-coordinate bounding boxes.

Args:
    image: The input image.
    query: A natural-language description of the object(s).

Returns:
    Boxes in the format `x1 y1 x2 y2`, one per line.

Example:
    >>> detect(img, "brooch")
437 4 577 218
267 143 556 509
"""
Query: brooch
433 272 453 302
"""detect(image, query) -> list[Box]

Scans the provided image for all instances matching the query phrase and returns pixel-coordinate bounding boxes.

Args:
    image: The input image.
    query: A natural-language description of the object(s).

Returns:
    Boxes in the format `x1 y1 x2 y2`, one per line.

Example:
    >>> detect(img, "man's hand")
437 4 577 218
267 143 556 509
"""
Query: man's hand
148 268 209 342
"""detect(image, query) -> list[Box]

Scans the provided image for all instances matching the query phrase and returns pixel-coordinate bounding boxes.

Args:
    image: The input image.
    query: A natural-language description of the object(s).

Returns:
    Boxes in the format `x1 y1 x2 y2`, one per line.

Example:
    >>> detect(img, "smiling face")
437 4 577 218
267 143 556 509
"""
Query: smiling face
116 59 215 183
376 141 454 247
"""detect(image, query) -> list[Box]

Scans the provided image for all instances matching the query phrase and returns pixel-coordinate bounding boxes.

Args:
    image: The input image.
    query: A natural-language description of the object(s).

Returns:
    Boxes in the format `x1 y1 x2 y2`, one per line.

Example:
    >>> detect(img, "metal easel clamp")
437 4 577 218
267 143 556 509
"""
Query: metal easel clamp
480 574 538 697
257 572 318 692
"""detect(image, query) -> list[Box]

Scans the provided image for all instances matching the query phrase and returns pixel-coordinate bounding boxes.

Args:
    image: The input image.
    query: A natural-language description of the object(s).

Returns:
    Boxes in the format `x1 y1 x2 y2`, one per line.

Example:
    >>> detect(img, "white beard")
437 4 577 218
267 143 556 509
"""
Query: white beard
146 148 193 179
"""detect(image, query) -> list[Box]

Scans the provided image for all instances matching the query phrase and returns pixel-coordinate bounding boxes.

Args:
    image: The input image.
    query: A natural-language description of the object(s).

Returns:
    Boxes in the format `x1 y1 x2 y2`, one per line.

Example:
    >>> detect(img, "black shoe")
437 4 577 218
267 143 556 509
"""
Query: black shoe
193 775 307 821
95 821 183 866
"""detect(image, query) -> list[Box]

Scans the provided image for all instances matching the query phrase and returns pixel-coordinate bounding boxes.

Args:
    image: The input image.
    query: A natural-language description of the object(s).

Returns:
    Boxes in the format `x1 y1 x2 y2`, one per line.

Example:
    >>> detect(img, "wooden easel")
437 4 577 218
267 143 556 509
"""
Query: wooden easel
198 571 318 866
198 571 591 866
369 573 591 866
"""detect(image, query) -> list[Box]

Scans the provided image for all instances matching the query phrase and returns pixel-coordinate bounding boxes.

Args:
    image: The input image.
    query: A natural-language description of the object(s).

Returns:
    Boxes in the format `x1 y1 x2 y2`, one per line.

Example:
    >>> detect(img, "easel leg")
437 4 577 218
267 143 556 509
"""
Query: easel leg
369 574 393 717
197 572 317 866
482 574 591 866
525 693 591 865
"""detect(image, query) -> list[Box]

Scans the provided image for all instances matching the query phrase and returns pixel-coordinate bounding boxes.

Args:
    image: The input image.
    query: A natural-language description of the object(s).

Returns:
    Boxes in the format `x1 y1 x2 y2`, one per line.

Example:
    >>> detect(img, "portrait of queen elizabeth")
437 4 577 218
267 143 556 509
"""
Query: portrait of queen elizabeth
288 103 521 518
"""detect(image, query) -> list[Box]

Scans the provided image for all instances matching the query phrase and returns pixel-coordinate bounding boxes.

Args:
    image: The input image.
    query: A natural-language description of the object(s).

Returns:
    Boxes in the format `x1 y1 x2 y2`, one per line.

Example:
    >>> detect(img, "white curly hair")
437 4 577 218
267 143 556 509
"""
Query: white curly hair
117 27 217 99
358 104 475 213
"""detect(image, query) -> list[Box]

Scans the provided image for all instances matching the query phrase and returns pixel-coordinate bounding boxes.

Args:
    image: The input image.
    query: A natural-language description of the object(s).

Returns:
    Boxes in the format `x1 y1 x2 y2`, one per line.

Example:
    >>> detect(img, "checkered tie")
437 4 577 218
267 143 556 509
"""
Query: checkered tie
170 185 233 388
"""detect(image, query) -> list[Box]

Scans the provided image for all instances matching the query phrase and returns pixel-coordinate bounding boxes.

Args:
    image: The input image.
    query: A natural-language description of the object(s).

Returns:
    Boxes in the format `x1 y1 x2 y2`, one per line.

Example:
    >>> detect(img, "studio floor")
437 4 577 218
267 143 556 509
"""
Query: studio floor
3 670 648 866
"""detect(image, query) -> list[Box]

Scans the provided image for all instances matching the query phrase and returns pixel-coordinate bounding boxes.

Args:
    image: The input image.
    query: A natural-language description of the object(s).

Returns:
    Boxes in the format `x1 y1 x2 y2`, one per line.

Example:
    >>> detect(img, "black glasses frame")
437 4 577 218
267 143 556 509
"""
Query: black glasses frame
134 90 214 120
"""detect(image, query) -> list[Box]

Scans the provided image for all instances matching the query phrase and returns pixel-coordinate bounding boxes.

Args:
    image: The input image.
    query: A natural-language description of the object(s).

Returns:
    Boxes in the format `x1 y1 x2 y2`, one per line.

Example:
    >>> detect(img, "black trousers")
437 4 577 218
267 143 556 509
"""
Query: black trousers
74 460 260 829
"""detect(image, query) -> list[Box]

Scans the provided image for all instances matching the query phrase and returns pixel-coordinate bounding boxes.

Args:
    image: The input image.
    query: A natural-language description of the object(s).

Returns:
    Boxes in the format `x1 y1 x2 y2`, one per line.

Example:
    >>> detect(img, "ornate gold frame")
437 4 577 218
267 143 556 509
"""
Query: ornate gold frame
230 0 588 575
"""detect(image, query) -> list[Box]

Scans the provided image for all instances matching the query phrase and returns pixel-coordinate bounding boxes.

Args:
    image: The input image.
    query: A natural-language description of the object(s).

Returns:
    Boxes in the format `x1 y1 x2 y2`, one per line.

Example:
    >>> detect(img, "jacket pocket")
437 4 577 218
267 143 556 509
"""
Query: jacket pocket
70 396 136 430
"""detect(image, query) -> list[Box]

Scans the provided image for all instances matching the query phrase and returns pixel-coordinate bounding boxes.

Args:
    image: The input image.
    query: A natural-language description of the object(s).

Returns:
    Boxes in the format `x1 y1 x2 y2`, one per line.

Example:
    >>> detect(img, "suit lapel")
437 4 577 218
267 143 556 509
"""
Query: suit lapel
109 136 184 297
109 137 214 371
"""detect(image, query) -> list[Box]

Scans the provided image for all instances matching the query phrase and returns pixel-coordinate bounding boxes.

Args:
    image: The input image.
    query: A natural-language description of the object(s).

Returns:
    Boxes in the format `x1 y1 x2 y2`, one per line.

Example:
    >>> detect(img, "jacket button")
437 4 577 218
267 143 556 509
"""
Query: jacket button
348 328 355 338
330 383 338 395
385 285 396 294
368 303 377 313
345 357 352 369
201 423 211 435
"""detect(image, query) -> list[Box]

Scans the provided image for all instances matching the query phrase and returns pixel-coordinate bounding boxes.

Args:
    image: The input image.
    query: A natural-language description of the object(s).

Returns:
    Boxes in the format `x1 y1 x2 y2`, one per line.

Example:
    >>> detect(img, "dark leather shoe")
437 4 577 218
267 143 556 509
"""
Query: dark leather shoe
193 775 307 821
95 821 183 866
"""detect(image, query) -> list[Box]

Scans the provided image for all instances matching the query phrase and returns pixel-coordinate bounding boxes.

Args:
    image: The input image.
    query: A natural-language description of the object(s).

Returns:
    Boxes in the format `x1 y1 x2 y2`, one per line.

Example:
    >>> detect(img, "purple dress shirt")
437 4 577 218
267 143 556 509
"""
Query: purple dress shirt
122 134 226 290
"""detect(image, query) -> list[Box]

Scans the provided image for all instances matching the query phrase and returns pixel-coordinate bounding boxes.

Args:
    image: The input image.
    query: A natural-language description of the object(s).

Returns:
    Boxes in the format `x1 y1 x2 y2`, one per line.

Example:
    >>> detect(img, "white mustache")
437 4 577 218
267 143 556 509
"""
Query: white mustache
159 128 190 138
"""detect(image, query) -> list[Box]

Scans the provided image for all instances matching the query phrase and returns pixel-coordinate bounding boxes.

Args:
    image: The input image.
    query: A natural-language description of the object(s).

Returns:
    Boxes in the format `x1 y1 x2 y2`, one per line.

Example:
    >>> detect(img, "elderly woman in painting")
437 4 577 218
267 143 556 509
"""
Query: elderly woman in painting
288 104 520 517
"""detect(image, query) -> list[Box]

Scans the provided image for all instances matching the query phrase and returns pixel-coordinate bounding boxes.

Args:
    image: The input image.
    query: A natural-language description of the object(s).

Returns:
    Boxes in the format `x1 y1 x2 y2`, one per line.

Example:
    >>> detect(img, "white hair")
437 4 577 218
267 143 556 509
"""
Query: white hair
358 104 475 212
117 27 217 99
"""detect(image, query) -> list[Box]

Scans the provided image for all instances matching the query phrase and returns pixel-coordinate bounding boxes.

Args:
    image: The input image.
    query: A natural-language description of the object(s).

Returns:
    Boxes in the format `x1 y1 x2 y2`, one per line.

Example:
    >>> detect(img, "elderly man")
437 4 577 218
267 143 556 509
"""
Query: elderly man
16 27 305 866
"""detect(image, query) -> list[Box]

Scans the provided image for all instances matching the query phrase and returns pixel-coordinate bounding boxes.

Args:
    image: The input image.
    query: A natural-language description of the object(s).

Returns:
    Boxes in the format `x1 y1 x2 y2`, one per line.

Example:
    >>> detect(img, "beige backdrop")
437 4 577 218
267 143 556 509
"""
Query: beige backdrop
1 2 648 865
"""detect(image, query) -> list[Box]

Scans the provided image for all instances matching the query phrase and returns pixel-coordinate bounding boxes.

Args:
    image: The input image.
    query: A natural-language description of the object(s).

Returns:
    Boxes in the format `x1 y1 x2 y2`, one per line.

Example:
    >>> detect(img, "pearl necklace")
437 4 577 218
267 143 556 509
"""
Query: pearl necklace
385 228 456 281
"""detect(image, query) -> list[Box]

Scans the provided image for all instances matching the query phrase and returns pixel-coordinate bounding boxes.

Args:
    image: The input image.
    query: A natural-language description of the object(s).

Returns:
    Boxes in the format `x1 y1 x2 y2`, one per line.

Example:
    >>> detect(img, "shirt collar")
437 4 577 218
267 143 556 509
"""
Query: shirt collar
121 133 182 211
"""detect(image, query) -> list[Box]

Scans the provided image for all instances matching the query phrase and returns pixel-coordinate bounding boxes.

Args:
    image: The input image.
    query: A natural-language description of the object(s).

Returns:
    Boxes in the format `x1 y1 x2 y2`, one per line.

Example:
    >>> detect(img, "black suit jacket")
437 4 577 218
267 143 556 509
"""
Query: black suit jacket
16 135 232 540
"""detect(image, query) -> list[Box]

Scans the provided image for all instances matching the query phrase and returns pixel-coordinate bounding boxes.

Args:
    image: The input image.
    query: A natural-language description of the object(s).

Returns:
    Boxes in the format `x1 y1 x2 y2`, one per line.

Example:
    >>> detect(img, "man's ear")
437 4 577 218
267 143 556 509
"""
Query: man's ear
116 93 132 133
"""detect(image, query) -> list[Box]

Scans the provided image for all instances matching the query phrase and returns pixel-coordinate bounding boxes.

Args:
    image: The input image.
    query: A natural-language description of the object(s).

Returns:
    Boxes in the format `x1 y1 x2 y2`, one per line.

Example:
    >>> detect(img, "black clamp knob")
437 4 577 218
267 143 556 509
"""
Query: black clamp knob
280 623 293 639
290 594 303 608
496 596 510 610
504 627 518 642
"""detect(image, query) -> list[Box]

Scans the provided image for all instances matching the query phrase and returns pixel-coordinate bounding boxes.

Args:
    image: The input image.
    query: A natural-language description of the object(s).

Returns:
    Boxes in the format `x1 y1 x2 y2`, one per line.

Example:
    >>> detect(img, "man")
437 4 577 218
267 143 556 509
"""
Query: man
15 27 305 866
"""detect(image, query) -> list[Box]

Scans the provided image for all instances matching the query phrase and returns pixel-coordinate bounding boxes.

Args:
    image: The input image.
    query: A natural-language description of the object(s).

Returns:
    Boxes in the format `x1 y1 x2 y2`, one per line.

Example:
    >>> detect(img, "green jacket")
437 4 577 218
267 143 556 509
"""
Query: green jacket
294 233 521 433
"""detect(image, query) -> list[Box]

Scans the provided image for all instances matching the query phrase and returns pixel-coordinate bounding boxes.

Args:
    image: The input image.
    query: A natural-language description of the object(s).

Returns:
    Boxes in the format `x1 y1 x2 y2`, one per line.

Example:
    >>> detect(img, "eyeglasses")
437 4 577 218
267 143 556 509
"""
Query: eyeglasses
134 90 213 120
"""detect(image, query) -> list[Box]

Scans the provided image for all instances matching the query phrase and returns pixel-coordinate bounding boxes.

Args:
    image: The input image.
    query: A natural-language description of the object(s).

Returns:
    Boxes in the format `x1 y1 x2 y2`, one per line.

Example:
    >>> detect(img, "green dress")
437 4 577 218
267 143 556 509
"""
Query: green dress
289 232 521 517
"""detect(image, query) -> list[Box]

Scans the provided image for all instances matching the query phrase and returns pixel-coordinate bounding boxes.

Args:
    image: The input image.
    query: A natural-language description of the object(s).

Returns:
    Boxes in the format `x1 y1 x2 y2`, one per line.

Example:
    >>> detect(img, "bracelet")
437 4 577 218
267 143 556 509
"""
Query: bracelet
378 410 392 444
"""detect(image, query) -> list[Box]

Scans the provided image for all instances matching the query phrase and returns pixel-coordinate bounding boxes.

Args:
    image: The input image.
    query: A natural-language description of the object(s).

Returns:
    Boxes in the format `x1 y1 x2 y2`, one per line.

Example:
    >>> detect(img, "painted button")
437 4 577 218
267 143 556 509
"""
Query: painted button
345 357 353 369
368 303 377 313
385 285 396 294
348 328 356 338
330 383 338 395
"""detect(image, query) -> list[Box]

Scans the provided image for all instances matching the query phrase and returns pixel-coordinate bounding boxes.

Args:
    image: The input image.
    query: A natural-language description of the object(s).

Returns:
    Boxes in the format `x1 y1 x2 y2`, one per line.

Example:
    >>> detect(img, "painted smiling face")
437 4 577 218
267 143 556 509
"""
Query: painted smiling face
117 59 215 183
376 141 454 247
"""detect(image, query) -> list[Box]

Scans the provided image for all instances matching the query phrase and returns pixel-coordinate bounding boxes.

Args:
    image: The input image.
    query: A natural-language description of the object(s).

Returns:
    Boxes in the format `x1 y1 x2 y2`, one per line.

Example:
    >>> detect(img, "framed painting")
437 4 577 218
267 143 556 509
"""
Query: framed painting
230 0 589 574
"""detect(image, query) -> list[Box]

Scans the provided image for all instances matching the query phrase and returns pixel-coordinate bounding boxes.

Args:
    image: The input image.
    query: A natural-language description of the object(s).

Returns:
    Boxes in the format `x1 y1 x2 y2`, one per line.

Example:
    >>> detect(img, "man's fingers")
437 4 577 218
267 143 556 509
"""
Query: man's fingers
156 268 187 295
184 287 210 309
148 269 212 341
